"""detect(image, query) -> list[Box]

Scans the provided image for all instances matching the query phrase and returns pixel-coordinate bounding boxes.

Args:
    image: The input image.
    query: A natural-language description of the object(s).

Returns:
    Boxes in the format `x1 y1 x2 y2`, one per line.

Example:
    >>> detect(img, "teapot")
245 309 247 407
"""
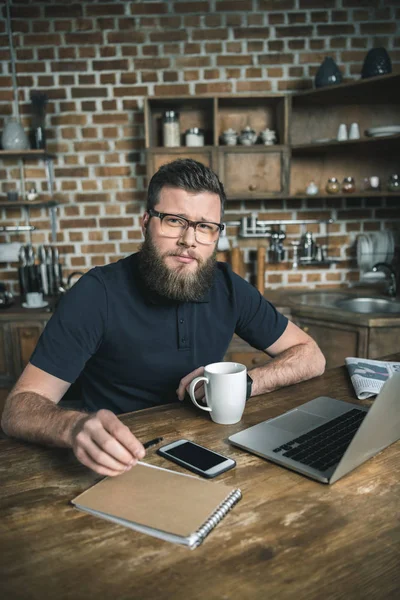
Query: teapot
239 126 257 146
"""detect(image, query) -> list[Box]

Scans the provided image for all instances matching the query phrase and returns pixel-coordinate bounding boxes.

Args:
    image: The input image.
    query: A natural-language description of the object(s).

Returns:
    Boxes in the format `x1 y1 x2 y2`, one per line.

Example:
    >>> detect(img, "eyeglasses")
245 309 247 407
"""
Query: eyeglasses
148 209 224 245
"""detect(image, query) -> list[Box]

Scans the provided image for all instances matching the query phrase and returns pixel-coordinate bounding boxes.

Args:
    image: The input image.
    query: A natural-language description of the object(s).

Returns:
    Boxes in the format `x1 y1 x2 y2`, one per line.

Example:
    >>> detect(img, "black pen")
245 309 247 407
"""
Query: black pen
143 436 164 450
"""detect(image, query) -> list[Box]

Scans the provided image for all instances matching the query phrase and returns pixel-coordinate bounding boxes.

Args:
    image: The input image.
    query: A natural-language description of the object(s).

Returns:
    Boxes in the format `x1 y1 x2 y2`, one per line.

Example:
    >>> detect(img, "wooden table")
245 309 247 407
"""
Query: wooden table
1 356 400 600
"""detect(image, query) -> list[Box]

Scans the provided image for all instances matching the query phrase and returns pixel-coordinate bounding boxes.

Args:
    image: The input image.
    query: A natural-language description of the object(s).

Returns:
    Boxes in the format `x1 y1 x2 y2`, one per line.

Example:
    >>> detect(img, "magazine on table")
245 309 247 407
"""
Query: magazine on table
345 357 400 399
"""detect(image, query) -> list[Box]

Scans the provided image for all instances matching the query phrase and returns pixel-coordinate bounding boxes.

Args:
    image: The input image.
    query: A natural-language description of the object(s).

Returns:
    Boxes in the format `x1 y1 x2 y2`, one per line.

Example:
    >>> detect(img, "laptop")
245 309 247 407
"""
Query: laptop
229 372 400 484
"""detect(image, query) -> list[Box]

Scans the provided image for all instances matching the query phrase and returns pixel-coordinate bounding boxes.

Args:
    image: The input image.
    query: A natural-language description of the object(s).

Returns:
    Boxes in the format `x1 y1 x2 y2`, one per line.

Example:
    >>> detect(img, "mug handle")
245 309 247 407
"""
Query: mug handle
189 376 212 412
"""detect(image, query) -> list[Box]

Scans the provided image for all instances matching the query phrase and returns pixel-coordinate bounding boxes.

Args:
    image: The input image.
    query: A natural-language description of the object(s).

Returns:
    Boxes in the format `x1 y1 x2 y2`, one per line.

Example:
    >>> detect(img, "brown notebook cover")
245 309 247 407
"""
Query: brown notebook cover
72 462 242 549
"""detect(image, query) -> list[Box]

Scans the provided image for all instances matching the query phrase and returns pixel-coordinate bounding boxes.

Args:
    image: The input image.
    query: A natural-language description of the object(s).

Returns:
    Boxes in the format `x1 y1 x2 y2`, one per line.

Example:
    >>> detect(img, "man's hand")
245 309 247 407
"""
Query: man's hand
176 366 205 403
70 409 145 477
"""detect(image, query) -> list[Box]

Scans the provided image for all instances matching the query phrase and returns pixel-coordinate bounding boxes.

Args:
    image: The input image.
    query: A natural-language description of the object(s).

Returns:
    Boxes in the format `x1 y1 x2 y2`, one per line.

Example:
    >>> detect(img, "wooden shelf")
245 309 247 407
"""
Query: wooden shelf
0 199 57 208
0 150 56 160
291 72 400 105
291 134 400 154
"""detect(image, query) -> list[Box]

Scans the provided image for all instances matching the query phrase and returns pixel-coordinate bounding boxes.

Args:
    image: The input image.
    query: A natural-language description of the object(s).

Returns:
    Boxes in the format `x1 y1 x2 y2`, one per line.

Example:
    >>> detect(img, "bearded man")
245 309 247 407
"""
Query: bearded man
2 159 325 476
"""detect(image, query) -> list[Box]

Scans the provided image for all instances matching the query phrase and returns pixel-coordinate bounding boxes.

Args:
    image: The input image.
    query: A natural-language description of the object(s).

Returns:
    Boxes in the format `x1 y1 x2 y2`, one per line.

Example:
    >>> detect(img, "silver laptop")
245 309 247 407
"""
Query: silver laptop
229 372 400 484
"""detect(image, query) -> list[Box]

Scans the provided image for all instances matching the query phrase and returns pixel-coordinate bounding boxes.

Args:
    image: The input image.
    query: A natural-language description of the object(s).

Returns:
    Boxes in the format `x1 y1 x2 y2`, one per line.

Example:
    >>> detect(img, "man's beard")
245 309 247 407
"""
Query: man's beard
139 233 217 302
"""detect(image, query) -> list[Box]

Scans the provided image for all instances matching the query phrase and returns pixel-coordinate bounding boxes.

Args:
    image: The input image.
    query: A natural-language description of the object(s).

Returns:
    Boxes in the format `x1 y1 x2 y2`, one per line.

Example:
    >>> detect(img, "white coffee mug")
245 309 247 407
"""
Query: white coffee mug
189 362 247 425
26 292 43 307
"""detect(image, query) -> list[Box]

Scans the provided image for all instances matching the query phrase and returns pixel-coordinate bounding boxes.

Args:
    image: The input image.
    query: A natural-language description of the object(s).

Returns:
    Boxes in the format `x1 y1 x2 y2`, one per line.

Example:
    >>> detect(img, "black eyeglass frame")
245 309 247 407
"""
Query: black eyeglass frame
147 209 225 243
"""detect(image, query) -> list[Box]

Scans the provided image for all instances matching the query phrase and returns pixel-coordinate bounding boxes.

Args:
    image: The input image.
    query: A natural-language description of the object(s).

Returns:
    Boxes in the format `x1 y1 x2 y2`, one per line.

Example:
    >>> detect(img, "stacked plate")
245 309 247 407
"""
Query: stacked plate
365 125 400 137
357 231 395 271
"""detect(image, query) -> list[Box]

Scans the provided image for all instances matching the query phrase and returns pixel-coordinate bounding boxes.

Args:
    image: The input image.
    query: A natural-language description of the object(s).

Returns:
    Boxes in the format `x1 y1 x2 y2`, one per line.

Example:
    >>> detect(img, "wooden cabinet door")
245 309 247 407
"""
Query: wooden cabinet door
293 316 368 369
218 148 286 198
10 322 45 377
368 326 400 359
146 148 216 179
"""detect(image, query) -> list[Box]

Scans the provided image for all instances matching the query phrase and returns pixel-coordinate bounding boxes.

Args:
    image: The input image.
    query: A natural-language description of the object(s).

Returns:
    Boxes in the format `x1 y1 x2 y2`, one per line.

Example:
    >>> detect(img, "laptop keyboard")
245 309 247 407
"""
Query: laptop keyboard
272 408 367 472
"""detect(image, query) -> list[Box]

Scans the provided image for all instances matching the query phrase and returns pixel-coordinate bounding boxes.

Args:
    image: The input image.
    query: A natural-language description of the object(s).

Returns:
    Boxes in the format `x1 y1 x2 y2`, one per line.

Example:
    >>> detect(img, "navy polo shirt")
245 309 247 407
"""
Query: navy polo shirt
30 252 288 414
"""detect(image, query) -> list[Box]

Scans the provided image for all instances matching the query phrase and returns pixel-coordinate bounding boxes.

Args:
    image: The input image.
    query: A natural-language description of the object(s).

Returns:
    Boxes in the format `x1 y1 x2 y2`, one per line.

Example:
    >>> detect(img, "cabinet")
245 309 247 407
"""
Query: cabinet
144 73 400 201
0 150 58 241
291 311 400 369
0 313 49 387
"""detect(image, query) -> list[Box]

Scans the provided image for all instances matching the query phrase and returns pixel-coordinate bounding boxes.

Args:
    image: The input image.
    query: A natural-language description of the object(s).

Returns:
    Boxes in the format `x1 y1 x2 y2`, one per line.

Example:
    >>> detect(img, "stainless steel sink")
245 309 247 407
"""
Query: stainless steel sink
335 297 400 314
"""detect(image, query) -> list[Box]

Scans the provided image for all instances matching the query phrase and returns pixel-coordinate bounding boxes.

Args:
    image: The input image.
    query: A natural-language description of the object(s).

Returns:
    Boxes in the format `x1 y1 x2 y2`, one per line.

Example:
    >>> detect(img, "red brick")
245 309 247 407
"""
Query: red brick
205 15 222 27
60 219 97 229
113 86 149 97
38 48 55 60
154 84 190 96
259 53 294 65
86 4 124 16
59 48 77 60
174 1 210 11
134 58 170 69
204 69 221 80
23 34 62 46
130 2 168 14
267 67 284 77
317 25 355 35
259 0 295 8
164 71 180 82
143 72 158 83
108 32 145 44
51 61 87 72
100 74 116 85
195 82 232 94
76 195 110 204
79 48 96 58
95 166 131 177
234 28 270 39
74 141 110 152
311 11 329 23
269 13 285 25
276 26 313 37
269 40 285 51
237 81 272 92
65 33 103 45
310 40 325 50
360 22 396 35
205 42 223 53
142 45 159 56
55 167 89 178
98 47 115 59
71 87 108 98
15 62 46 73
288 12 307 24
299 0 335 7
217 55 253 67
150 30 188 42
99 218 134 228
79 75 96 85
184 16 201 27
176 56 211 68
160 17 182 28
92 59 130 71
81 101 96 111
192 28 229 41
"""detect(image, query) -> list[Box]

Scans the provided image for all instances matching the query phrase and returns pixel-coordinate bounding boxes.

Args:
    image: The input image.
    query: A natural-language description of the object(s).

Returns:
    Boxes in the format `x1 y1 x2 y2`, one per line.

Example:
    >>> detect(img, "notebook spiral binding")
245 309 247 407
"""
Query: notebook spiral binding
194 488 242 547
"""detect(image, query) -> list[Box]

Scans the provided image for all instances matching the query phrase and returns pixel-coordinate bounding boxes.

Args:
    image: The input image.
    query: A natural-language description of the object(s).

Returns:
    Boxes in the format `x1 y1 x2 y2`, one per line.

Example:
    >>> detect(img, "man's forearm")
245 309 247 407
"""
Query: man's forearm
1 392 86 448
249 341 326 397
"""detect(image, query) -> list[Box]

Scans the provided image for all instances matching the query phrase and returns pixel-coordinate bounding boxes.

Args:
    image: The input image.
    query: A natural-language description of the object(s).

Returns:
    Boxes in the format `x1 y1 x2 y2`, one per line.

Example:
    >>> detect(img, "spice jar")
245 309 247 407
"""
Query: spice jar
162 110 180 147
387 174 400 192
342 176 355 193
185 127 204 147
325 177 340 194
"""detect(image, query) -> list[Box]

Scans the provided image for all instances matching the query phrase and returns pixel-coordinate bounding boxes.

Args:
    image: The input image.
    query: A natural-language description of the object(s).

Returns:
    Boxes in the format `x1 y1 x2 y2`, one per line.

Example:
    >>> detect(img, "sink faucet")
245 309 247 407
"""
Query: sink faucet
372 263 397 298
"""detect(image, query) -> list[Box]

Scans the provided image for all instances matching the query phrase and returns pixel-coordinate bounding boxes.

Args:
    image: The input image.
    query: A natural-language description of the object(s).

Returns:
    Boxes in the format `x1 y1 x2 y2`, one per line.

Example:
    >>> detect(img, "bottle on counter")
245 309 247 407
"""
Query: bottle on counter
325 177 340 194
185 127 204 147
342 176 356 193
387 174 400 192
163 110 180 147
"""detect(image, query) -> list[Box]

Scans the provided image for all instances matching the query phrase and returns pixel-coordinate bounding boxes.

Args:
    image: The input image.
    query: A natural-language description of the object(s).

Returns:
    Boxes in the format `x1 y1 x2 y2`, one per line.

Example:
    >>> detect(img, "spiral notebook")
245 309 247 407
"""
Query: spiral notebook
71 461 242 549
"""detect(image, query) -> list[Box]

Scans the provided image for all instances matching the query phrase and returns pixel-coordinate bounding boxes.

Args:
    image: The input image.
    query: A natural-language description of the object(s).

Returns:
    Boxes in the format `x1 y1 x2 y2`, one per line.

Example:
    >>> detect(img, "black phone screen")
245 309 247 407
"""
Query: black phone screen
164 442 227 471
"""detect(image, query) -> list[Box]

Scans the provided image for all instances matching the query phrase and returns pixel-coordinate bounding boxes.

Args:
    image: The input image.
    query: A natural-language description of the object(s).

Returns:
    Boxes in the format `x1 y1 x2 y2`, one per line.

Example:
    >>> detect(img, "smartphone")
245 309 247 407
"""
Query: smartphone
157 439 236 479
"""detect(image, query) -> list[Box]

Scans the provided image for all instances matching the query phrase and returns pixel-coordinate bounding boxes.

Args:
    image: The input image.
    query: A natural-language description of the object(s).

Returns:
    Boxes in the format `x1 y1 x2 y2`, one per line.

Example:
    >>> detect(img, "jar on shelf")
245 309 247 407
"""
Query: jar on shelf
325 177 340 194
162 110 180 147
387 174 400 192
185 127 204 147
342 176 355 193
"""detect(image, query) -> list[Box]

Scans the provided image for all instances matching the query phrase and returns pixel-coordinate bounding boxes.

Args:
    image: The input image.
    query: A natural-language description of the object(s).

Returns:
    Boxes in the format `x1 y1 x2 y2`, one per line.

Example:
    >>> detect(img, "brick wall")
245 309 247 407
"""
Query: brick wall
1 0 399 293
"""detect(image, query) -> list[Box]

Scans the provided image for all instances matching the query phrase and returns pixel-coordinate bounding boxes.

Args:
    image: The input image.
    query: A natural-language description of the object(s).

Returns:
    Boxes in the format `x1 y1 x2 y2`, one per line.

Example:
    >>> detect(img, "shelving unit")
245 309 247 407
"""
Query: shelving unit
0 150 58 241
144 72 400 201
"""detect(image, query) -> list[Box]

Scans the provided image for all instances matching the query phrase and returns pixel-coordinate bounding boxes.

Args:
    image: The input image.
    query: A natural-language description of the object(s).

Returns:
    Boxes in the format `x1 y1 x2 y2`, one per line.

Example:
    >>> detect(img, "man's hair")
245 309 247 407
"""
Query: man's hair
146 158 226 217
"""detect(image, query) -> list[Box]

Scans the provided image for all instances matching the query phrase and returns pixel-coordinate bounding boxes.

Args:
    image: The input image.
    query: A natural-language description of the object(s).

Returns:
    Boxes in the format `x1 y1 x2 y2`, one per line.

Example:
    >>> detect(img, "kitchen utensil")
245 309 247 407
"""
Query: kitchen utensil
185 128 204 147
1 119 29 150
46 245 54 296
300 232 316 260
268 229 285 263
238 126 257 146
38 245 49 295
221 128 238 146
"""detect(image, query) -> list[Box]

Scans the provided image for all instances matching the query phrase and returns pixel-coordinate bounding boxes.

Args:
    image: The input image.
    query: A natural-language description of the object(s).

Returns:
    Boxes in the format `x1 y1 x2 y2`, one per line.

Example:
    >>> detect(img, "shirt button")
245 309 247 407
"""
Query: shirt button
180 319 184 324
